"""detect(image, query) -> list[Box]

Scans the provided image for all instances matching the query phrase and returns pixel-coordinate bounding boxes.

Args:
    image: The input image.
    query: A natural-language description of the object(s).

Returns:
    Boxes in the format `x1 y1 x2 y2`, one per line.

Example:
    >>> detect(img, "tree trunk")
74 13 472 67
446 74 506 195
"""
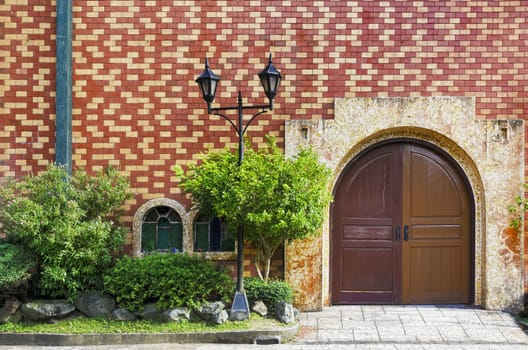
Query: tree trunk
254 239 278 282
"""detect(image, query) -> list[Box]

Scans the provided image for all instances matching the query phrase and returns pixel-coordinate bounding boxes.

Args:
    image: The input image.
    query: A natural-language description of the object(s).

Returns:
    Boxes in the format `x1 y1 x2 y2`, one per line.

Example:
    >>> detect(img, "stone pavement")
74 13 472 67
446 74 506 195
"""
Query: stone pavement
293 304 528 348
0 305 527 349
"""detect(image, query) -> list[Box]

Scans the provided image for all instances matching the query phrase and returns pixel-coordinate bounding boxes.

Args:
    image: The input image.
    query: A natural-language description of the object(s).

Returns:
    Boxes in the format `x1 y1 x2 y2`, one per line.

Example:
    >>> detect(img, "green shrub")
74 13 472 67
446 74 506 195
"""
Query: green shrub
244 277 293 312
0 164 132 300
0 243 38 299
104 253 235 311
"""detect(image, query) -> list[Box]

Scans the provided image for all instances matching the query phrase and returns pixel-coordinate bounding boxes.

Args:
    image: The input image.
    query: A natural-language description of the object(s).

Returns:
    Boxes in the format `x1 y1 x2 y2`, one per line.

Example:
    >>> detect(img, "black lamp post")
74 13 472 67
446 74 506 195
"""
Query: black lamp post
196 54 282 320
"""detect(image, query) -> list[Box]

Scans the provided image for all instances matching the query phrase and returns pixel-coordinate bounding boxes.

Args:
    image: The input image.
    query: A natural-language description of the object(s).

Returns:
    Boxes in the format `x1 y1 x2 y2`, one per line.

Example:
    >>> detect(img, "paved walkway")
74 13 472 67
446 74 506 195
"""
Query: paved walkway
294 304 528 348
0 305 527 349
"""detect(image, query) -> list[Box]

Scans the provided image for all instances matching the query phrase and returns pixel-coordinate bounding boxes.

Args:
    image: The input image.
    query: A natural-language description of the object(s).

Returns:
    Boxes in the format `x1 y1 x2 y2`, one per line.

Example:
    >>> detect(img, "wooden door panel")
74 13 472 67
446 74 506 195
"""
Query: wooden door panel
332 144 401 304
343 224 393 241
341 155 396 218
341 247 393 291
403 145 470 304
410 152 461 217
411 225 461 240
408 245 463 303
339 246 394 303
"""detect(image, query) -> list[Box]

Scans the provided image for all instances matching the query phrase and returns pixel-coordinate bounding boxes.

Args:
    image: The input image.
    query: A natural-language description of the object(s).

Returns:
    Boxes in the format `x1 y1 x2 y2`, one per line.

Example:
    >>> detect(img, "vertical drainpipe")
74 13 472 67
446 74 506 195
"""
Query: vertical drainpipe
55 0 73 174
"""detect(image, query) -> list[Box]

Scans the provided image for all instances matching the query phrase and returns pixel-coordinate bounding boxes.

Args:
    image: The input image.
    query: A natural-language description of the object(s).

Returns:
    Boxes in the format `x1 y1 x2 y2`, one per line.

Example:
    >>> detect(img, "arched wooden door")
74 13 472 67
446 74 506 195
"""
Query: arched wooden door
332 141 472 304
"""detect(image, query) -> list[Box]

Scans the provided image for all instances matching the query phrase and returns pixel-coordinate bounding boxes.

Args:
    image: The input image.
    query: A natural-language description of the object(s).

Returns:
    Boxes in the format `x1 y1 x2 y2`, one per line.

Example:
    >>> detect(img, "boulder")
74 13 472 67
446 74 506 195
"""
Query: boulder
252 300 268 317
163 307 191 322
195 301 228 324
294 307 300 322
275 300 296 324
212 309 229 324
136 304 191 323
1 298 22 314
75 292 116 318
0 298 22 324
137 303 161 320
7 310 23 323
21 300 75 322
111 308 136 321
154 308 191 323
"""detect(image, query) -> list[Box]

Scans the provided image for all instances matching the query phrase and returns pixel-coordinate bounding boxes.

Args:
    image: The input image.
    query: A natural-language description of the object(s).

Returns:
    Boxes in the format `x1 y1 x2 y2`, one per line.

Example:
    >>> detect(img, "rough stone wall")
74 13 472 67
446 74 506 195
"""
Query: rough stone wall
286 97 524 311
1 2 527 298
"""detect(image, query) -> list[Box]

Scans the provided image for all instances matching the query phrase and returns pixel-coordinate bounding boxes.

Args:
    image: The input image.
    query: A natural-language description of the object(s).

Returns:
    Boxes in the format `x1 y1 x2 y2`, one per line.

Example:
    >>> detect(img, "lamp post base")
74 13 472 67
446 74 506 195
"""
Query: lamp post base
229 291 250 321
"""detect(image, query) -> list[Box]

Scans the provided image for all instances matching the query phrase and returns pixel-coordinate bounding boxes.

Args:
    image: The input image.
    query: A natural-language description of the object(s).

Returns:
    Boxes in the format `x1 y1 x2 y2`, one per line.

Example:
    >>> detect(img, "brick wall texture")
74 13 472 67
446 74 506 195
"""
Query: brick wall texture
1 1 527 289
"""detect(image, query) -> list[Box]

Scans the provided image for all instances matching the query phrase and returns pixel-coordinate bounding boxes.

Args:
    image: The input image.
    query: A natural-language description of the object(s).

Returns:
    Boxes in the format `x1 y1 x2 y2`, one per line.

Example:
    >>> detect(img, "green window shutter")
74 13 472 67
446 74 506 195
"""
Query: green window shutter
209 217 222 251
142 223 156 252
195 222 209 251
222 237 235 252
169 222 183 251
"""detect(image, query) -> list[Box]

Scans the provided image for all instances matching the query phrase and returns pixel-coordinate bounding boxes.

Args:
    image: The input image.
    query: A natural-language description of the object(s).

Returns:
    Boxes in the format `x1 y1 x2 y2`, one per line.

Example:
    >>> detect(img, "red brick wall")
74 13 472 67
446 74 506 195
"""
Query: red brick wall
2 1 527 288
1 1 56 178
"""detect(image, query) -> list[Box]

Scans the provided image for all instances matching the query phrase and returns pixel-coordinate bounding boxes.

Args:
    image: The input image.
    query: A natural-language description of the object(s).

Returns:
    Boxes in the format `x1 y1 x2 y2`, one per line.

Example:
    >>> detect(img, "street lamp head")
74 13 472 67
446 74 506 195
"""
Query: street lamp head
195 58 220 109
258 53 282 110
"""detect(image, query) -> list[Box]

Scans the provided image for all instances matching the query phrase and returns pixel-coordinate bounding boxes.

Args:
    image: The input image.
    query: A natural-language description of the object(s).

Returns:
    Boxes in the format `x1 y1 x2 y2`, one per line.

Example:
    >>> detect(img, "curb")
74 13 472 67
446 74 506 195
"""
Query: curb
0 323 299 346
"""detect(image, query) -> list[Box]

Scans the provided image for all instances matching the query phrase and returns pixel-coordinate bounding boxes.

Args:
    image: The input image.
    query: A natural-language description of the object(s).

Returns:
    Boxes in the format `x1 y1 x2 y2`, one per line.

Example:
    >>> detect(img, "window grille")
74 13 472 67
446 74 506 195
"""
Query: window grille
194 216 234 252
141 206 183 253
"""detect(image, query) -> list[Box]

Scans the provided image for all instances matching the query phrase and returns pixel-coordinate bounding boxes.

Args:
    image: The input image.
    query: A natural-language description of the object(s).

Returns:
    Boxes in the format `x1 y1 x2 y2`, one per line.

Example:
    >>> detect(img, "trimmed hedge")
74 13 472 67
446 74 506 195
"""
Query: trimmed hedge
104 253 234 311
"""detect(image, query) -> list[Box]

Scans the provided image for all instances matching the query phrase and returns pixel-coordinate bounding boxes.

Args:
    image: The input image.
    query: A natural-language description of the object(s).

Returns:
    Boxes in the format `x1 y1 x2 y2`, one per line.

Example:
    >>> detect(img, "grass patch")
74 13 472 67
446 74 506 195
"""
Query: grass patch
0 314 286 334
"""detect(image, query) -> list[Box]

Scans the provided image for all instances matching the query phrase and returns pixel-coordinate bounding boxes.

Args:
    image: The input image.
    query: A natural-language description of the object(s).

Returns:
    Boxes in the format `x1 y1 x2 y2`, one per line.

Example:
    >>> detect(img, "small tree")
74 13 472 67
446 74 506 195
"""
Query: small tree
177 136 332 281
0 164 132 300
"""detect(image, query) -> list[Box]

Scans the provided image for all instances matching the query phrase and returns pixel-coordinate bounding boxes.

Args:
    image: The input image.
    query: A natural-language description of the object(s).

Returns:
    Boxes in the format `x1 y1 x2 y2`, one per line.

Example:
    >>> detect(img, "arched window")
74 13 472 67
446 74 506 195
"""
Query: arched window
141 206 183 253
194 216 235 252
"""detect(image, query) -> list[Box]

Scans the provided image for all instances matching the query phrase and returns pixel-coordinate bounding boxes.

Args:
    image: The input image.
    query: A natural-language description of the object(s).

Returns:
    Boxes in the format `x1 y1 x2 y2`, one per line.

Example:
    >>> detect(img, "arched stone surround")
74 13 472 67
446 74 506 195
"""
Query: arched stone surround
285 97 524 311
132 198 191 257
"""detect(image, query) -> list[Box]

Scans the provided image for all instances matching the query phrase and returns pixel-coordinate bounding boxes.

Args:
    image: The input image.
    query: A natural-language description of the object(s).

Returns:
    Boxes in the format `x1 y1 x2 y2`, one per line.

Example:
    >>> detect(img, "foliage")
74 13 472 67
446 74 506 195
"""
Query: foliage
103 253 235 311
244 277 293 312
0 164 132 300
0 243 38 299
176 136 333 281
70 166 131 221
508 183 528 230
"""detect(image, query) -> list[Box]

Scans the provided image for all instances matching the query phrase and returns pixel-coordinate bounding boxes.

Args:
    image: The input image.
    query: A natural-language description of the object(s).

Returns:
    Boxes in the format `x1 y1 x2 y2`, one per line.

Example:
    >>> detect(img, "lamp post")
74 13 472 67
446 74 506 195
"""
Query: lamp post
195 54 282 320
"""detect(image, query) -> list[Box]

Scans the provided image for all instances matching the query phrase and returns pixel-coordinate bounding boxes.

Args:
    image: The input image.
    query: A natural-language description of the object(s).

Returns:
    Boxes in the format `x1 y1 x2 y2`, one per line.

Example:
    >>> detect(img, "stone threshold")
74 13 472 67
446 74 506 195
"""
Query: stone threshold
0 323 299 346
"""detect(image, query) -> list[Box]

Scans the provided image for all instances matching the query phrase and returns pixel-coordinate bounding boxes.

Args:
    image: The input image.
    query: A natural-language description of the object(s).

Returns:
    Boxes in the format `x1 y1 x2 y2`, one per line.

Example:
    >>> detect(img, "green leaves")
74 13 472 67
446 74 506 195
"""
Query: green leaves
72 166 132 221
508 183 528 230
177 136 333 281
104 254 234 311
244 277 293 312
0 164 132 300
0 243 37 297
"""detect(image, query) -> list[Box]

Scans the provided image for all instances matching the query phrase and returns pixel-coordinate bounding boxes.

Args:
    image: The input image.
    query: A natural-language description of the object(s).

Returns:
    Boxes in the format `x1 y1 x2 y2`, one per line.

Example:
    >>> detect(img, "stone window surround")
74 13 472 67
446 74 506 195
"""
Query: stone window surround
132 198 236 260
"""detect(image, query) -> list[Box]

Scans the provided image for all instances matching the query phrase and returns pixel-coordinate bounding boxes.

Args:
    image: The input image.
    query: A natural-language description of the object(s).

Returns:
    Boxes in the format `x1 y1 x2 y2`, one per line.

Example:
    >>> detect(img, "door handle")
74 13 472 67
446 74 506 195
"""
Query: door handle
404 225 409 241
395 226 401 241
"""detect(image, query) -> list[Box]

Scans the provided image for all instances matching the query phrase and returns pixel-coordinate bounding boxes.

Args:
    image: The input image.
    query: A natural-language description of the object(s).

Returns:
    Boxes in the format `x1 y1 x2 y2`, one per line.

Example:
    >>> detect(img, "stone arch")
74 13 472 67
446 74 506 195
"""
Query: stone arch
286 97 523 311
132 198 191 257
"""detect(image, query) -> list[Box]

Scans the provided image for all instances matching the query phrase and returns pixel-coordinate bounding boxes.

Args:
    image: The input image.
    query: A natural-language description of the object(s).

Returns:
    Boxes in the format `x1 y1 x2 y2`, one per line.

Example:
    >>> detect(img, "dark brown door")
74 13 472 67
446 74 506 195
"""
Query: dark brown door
332 142 471 304
331 144 403 303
